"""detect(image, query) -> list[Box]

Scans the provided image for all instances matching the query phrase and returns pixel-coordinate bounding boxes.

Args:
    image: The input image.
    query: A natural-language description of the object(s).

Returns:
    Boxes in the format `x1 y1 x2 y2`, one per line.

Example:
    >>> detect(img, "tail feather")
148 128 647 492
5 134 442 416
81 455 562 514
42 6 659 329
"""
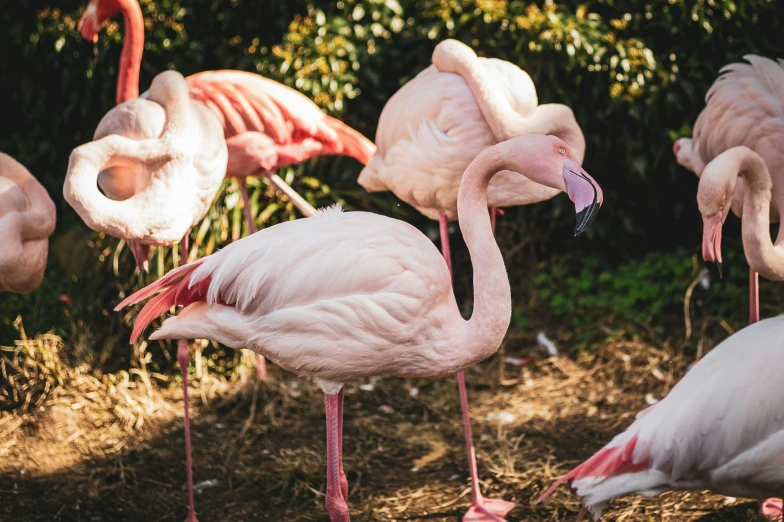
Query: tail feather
536 434 649 505
115 259 211 343
324 115 377 165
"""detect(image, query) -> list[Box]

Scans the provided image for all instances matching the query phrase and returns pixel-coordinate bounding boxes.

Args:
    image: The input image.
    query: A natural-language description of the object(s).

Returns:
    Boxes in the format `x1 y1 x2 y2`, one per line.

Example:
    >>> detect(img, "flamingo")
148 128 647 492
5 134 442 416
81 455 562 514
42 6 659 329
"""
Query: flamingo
537 313 784 521
77 0 376 382
116 134 602 522
673 54 784 326
64 69 228 522
358 39 588 521
0 153 56 294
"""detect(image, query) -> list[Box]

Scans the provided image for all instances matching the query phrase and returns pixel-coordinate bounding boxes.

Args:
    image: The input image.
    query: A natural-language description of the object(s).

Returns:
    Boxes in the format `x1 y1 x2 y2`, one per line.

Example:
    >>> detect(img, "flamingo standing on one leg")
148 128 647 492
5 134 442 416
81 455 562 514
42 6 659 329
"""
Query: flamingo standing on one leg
116 134 603 522
358 39 588 521
673 54 784 327
537 313 784 521
77 0 376 382
64 69 228 522
0 153 56 294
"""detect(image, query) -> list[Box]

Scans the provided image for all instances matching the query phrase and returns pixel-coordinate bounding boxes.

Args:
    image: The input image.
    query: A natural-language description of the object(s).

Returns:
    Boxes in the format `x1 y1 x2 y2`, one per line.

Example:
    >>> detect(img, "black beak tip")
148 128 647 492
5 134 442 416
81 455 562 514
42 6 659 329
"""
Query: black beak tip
574 203 600 237
705 260 723 280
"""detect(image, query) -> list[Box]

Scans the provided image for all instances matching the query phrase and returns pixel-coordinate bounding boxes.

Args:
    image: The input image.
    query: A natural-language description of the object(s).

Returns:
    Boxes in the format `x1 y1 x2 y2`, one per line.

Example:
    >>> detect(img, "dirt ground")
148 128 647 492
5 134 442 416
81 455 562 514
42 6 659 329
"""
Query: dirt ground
0 332 771 522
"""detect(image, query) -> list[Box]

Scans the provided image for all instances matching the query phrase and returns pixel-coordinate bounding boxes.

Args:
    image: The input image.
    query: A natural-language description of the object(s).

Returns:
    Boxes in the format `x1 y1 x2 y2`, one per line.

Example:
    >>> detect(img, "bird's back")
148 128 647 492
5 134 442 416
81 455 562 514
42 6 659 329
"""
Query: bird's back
123 206 461 382
693 55 784 175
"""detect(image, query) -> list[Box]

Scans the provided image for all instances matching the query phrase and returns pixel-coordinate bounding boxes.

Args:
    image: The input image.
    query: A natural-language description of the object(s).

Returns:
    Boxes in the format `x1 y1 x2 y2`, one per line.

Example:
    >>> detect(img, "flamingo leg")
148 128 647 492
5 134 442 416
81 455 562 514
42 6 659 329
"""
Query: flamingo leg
750 269 760 324
439 210 514 522
338 387 348 501
178 229 199 522
324 391 350 522
753 269 779 518
267 172 317 218
237 180 269 381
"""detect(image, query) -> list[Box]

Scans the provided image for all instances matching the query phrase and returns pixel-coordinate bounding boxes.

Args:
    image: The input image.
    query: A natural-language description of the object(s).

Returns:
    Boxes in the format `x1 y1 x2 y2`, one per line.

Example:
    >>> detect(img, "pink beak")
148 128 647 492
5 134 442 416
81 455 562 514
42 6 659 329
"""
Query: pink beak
701 213 723 279
562 157 603 236
673 141 681 156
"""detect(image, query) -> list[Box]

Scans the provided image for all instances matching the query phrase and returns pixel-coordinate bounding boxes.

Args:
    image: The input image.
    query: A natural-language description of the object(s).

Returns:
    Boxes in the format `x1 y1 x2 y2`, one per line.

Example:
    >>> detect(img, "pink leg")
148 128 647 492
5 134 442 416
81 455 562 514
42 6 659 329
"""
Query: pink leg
178 234 199 522
324 392 350 522
338 387 348 501
439 211 514 522
237 181 269 381
750 269 760 324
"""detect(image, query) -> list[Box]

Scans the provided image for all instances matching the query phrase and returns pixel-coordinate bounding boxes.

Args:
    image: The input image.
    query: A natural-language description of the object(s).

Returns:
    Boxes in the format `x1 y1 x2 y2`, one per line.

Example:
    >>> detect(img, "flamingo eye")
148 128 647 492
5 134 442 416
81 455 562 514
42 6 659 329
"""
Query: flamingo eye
557 147 566 155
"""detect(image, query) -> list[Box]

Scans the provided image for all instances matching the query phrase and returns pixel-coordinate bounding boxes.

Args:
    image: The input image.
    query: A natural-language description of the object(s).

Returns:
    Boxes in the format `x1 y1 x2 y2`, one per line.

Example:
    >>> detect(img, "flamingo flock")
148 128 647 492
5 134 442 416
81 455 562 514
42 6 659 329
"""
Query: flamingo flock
4 1 784 520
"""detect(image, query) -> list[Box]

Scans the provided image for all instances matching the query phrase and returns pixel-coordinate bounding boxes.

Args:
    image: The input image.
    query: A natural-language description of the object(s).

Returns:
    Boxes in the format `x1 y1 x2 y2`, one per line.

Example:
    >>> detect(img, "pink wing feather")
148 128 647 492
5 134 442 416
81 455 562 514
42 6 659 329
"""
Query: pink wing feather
186 71 376 168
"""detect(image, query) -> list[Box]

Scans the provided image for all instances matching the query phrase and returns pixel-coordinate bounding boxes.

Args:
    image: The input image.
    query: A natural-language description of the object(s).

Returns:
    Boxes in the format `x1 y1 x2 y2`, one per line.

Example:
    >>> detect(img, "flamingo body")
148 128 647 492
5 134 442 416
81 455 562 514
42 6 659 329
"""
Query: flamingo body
0 154 56 294
675 55 784 221
539 315 784 520
359 62 559 220
120 205 480 391
64 70 229 247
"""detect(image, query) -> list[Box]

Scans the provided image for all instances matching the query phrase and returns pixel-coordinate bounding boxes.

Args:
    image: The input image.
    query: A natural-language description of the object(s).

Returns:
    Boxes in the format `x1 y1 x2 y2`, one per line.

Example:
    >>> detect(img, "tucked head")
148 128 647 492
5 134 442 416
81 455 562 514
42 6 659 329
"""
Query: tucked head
673 137 695 172
78 0 119 44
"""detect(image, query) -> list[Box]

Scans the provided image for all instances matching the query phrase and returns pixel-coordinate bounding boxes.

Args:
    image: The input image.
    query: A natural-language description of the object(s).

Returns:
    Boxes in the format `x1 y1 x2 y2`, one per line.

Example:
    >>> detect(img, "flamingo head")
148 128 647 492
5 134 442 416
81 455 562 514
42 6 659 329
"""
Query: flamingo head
78 0 119 44
697 163 734 280
554 138 603 236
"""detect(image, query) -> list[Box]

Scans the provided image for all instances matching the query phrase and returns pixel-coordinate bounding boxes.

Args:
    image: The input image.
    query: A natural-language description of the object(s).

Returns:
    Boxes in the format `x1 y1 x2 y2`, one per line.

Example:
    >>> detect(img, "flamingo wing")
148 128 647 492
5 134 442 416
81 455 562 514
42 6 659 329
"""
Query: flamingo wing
539 314 784 519
185 70 375 167
693 55 784 174
117 207 455 381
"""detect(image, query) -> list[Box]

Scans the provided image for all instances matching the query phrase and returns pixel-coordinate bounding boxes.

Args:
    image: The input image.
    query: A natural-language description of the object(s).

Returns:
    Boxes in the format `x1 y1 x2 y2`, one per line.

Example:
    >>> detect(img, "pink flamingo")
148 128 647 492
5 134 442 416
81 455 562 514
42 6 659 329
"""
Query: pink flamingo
78 0 376 382
116 135 602 522
537 313 784 521
0 153 56 294
673 54 784 326
359 39 588 521
64 69 228 522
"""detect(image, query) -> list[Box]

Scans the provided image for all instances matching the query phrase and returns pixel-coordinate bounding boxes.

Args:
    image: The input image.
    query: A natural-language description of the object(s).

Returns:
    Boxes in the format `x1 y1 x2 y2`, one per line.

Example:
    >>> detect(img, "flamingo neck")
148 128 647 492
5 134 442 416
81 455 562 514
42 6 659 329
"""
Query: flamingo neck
452 144 517 366
735 149 784 279
116 0 144 103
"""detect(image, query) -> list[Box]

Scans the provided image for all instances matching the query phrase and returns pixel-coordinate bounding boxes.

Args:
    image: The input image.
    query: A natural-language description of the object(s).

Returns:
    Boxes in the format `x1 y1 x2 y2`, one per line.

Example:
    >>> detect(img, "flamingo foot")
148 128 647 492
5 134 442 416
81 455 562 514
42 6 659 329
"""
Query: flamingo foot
463 498 515 522
760 498 783 521
254 353 268 381
183 510 200 522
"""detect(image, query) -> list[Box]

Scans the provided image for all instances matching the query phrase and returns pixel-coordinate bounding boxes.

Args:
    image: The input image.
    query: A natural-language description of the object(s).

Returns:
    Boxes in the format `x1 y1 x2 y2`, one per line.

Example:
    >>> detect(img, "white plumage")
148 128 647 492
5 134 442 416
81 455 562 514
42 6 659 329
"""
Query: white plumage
539 314 784 520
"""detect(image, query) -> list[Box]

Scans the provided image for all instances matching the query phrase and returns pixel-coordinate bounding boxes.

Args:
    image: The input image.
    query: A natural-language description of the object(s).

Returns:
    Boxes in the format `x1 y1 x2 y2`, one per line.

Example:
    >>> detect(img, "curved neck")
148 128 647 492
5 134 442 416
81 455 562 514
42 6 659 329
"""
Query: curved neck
734 150 784 279
115 0 144 103
453 142 531 365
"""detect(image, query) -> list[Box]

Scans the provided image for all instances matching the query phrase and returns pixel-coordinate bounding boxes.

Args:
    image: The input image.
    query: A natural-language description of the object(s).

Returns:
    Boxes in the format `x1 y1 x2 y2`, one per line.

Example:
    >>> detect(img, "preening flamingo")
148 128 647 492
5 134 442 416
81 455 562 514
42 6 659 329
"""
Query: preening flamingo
64 69 228 522
358 38 589 521
78 0 376 382
0 153 56 294
537 314 784 521
673 54 784 325
116 135 602 522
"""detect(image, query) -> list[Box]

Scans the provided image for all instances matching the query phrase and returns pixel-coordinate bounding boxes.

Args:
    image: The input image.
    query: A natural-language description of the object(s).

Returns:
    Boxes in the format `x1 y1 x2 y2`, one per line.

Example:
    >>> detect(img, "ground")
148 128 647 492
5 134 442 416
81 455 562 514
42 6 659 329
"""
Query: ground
0 330 771 522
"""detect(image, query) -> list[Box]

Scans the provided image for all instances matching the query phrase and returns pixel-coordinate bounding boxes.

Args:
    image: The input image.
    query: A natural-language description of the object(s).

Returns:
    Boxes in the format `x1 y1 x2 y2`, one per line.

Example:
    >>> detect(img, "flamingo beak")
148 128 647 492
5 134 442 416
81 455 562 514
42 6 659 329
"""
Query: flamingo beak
562 157 603 236
78 2 101 45
673 141 681 156
701 213 723 279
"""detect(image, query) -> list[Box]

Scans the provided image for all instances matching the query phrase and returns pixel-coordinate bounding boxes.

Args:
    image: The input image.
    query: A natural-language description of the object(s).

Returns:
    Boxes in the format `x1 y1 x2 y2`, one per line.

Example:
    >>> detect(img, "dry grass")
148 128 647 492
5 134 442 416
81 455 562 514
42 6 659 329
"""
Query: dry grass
0 321 769 521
